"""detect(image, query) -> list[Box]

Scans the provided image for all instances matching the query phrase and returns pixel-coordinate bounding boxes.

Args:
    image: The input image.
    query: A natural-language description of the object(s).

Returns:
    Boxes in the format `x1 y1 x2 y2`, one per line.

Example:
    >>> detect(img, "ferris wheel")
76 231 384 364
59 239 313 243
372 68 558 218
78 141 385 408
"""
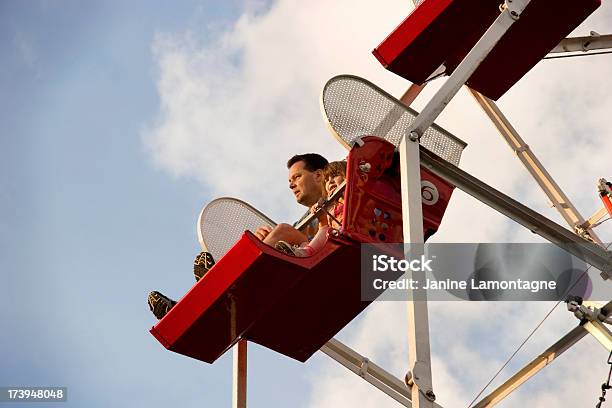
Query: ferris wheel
149 1 612 407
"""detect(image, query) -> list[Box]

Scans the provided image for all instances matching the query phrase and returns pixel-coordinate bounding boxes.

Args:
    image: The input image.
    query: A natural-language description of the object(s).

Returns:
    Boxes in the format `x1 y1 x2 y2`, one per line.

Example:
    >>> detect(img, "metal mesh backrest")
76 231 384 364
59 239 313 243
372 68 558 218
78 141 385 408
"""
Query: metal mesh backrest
321 75 467 166
198 197 277 261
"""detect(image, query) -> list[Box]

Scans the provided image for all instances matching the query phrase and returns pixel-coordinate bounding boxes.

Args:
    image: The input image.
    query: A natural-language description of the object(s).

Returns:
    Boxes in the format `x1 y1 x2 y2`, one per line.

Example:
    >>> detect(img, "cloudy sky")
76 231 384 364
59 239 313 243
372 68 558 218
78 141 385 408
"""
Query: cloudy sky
2 1 612 407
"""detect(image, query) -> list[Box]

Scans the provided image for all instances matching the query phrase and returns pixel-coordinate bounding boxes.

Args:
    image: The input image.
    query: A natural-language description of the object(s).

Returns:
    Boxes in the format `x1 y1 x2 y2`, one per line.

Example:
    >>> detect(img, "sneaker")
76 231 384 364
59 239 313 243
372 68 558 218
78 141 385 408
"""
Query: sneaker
275 241 309 257
194 251 215 282
148 291 177 320
275 240 297 256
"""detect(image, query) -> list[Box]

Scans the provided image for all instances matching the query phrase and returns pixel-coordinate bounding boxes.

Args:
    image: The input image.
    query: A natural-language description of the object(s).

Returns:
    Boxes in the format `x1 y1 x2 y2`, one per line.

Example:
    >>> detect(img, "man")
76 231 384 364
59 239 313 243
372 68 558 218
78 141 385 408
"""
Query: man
256 153 328 247
148 153 328 319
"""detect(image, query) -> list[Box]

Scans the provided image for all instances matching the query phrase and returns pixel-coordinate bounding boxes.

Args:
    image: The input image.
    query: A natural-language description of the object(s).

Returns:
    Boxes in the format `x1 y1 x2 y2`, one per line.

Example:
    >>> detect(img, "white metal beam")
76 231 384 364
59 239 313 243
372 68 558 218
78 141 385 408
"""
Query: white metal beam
398 5 533 406
407 0 531 138
471 301 612 407
400 134 434 408
321 339 420 407
418 147 612 274
581 207 609 231
232 340 247 408
471 326 587 408
584 320 612 352
549 33 612 54
468 89 605 249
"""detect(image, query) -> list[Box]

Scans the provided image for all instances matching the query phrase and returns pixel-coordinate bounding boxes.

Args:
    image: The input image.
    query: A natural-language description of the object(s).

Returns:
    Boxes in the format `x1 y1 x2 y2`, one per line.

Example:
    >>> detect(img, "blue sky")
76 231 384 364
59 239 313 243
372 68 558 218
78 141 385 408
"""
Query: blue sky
0 2 313 407
3 1 612 407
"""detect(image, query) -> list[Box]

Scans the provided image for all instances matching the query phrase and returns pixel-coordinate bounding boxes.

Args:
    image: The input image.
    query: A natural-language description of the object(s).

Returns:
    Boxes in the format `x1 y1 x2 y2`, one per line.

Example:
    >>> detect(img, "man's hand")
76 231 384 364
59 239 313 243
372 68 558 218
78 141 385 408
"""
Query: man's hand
255 225 273 241
310 197 326 214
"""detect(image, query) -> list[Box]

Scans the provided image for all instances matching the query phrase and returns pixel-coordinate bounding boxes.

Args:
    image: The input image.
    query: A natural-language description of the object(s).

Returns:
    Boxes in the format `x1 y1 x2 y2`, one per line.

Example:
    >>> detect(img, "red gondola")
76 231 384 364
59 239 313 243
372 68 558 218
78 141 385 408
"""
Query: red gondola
150 137 456 363
372 0 601 100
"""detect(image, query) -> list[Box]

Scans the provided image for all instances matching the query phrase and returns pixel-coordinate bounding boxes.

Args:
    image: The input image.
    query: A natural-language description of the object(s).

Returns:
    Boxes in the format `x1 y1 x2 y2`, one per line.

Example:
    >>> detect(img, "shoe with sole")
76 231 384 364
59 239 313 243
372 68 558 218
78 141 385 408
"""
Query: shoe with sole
194 251 215 282
275 240 299 256
148 291 177 320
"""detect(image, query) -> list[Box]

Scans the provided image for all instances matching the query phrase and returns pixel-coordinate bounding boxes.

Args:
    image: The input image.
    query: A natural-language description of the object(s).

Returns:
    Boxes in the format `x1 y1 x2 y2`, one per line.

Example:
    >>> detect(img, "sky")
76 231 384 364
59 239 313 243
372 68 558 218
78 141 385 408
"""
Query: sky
2 1 612 407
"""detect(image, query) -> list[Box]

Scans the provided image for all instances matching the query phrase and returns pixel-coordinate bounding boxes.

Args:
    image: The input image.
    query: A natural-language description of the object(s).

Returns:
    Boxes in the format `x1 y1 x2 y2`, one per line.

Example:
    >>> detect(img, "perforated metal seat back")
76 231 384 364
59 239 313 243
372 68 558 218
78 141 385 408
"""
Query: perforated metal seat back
321 74 466 166
198 198 277 261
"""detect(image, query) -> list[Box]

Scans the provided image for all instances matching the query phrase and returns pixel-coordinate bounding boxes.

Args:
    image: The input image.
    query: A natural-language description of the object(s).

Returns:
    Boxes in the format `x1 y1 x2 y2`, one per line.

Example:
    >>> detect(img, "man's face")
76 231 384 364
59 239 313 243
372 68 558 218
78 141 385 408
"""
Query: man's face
288 160 324 207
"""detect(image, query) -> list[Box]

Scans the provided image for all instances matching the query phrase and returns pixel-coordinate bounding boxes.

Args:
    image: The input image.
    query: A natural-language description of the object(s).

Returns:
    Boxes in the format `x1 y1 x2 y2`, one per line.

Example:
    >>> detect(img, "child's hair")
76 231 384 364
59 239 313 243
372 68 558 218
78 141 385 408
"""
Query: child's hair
323 160 347 180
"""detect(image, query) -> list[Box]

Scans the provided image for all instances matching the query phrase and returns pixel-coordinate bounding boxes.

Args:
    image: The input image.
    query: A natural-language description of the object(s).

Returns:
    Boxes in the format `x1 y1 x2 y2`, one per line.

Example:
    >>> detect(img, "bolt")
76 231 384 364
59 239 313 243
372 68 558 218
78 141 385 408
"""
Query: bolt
426 390 436 401
405 372 414 386
409 131 419 142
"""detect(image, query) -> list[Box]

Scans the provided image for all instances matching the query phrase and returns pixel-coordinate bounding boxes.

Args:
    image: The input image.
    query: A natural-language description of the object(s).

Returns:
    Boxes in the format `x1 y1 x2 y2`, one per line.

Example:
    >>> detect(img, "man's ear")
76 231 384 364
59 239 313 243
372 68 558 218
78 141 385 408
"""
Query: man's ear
314 169 324 182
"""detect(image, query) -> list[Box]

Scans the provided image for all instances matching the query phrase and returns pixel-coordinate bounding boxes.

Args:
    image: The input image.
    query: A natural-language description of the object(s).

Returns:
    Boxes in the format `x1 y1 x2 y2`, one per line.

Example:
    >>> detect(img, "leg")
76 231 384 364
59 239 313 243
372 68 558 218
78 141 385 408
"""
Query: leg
148 291 177 320
262 223 307 247
194 251 215 281
303 226 329 254
148 251 216 320
276 226 330 257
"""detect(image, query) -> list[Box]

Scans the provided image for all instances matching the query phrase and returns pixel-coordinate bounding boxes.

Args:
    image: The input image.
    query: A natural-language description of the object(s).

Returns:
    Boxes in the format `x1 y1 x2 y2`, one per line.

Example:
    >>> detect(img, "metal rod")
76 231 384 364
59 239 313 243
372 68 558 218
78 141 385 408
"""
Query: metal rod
549 33 612 54
400 83 426 106
400 134 434 408
472 300 612 407
468 88 604 247
418 147 612 275
584 320 612 352
232 340 247 408
583 207 610 229
371 82 427 142
407 0 531 138
321 339 412 407
471 326 587 408
294 182 346 231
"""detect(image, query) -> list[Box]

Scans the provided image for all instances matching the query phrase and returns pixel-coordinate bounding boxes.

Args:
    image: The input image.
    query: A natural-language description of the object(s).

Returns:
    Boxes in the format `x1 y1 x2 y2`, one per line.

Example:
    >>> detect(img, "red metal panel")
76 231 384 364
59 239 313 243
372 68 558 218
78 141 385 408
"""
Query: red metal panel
373 0 500 86
244 239 361 362
341 137 454 243
150 233 310 363
466 0 601 99
373 0 601 100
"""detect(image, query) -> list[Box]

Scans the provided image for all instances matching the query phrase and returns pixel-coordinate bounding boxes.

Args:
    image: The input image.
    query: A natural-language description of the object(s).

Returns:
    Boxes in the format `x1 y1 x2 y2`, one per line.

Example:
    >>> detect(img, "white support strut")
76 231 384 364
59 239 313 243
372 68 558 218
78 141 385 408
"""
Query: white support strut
472 301 612 407
322 339 409 407
584 320 612 352
468 90 606 249
399 3 530 405
471 326 588 408
548 33 612 55
407 0 531 139
400 133 434 408
582 207 609 231
320 339 447 408
232 340 247 408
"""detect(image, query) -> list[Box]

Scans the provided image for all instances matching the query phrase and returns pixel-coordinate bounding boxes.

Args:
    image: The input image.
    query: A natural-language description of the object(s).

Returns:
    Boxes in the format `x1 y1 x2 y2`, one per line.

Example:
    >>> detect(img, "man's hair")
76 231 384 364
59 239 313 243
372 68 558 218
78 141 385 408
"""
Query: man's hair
286 153 328 172
323 160 347 179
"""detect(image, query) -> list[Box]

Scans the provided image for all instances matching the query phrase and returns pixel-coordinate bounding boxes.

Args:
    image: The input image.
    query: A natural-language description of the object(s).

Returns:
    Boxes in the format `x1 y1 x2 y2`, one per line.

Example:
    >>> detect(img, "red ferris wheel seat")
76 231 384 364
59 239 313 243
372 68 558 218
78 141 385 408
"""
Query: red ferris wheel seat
372 0 601 100
150 137 456 363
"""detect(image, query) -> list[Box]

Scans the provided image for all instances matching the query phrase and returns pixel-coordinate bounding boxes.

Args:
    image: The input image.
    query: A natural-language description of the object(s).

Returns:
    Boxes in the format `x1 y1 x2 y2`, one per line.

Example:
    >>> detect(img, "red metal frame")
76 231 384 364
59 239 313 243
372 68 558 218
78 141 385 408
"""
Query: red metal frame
601 194 612 220
373 0 601 100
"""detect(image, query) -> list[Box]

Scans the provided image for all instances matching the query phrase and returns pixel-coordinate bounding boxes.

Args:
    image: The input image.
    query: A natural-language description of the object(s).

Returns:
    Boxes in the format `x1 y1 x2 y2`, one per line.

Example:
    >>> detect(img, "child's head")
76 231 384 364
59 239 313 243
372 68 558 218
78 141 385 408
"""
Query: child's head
323 161 347 196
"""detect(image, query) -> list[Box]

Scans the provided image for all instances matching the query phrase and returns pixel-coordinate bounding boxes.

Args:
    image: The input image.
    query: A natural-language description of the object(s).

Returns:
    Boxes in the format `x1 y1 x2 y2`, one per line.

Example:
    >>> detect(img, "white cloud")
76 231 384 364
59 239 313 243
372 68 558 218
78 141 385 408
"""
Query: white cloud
144 0 612 406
